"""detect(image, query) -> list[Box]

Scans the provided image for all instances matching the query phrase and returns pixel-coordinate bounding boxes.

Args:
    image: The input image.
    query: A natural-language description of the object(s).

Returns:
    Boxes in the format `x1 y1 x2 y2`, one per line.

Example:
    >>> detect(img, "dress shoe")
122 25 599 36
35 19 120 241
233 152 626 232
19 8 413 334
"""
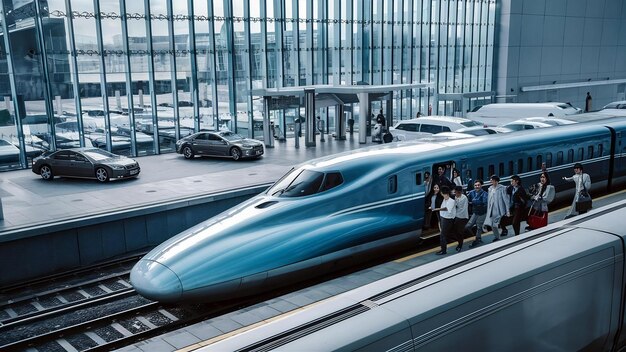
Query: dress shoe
456 245 462 252
492 238 500 242
435 250 447 255
525 226 532 231
469 240 478 248
501 230 508 236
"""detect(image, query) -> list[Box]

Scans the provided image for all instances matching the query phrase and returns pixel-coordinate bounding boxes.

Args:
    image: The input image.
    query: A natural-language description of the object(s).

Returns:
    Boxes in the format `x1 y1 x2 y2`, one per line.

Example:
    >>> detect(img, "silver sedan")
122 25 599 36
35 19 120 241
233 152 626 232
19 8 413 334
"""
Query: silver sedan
175 131 264 161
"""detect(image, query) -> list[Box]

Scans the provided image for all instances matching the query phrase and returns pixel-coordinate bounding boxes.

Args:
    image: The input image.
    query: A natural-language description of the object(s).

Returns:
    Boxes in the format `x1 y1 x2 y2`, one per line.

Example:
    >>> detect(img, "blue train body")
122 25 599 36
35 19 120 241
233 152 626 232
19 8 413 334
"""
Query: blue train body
131 117 626 302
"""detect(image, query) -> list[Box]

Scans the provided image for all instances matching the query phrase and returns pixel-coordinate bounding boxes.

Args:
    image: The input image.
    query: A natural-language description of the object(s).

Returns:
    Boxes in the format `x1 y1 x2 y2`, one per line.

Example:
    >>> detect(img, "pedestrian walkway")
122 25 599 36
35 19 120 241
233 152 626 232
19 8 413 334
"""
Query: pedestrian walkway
0 133 369 234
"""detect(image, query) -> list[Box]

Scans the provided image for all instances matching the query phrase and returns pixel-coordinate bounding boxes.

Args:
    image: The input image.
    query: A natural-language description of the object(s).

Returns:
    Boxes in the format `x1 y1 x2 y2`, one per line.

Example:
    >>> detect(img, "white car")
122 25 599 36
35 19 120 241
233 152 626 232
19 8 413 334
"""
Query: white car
522 117 577 126
389 116 483 141
455 126 513 136
501 119 553 131
602 101 626 110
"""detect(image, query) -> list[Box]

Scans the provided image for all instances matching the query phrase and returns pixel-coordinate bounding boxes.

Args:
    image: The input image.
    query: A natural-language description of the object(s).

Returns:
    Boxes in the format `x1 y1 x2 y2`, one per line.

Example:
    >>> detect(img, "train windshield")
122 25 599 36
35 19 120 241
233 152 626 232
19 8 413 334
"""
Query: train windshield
267 169 343 197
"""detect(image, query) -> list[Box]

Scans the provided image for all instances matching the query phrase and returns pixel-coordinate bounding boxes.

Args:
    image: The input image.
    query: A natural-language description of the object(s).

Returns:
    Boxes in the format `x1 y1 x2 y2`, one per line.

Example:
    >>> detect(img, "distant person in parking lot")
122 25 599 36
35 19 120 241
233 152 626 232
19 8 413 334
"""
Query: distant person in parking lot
416 111 422 118
585 92 592 112
376 109 386 131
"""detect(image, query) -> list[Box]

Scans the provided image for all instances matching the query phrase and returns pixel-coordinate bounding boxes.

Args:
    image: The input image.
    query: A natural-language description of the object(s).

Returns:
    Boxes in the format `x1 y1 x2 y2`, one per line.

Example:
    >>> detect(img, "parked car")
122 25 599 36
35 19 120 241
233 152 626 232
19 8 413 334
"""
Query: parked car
455 126 512 136
388 116 483 141
467 102 582 124
176 131 264 160
0 138 20 164
521 117 577 126
32 148 140 182
602 101 626 110
501 119 553 131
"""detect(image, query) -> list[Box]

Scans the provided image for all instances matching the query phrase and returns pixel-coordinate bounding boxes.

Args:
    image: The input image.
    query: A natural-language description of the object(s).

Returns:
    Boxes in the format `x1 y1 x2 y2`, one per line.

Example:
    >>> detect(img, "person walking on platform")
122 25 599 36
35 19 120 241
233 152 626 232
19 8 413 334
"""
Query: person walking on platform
467 179 488 248
527 171 555 230
433 186 456 255
484 175 509 242
500 175 528 236
424 183 443 231
452 168 462 187
563 163 592 218
453 186 469 252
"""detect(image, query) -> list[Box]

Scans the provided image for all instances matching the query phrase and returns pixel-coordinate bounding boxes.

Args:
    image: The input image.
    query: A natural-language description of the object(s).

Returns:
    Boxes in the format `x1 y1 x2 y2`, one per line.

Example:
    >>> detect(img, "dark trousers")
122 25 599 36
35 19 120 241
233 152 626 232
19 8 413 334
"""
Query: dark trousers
501 207 525 236
439 217 455 252
454 217 468 248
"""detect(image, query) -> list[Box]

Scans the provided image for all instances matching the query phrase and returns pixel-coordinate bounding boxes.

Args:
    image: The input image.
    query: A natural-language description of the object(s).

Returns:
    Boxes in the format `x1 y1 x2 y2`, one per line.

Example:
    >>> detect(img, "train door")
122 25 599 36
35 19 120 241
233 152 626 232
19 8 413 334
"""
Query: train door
412 168 429 224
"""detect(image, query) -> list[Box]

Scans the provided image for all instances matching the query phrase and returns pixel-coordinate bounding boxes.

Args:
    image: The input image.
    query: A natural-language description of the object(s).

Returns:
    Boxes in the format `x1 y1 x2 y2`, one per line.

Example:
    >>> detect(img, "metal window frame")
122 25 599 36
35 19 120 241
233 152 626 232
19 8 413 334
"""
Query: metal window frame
120 0 138 157
93 0 113 151
166 0 180 142
64 0 86 148
144 0 160 154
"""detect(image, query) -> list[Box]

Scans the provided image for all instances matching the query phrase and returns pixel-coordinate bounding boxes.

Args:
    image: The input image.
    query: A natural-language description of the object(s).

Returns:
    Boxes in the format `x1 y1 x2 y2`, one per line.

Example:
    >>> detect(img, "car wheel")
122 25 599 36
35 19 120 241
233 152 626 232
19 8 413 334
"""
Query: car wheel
95 167 110 183
230 147 242 161
40 165 54 181
183 145 195 159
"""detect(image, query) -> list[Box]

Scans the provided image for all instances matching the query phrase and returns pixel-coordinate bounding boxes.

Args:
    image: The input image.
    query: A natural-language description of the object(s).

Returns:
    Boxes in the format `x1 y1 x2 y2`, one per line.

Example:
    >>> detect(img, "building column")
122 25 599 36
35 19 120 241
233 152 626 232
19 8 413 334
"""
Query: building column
305 89 316 147
334 104 345 140
359 92 369 144
262 96 273 148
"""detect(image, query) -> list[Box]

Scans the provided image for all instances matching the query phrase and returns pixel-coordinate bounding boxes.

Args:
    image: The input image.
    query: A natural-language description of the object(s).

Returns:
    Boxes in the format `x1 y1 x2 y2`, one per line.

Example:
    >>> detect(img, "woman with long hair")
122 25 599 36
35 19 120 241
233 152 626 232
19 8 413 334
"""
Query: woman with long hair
423 184 443 231
527 171 555 230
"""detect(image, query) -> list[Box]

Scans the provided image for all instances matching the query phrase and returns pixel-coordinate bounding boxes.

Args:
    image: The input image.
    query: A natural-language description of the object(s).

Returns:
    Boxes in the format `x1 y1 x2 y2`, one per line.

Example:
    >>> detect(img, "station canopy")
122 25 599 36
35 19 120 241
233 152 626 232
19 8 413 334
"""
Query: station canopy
251 83 434 110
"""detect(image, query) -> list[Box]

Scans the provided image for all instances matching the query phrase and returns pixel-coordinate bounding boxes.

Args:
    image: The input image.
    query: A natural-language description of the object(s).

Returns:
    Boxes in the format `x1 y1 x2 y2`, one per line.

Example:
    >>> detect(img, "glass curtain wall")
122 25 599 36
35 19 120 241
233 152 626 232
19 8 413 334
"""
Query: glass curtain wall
0 0 496 170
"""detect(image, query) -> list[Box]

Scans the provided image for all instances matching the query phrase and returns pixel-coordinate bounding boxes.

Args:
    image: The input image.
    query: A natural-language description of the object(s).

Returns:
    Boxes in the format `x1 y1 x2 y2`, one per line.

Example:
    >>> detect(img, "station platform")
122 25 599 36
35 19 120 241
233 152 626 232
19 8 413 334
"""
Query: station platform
119 190 626 352
0 133 367 234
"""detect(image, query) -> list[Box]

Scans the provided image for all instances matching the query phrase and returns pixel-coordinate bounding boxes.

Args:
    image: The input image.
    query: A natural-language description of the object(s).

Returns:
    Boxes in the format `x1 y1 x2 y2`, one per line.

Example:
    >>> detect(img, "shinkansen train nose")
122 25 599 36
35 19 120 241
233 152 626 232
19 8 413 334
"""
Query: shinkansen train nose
130 259 182 302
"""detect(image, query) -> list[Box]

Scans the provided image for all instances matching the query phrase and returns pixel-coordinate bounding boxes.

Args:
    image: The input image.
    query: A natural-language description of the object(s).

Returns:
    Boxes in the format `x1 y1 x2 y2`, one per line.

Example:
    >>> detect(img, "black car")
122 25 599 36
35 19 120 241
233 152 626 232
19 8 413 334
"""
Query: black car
175 131 264 160
32 148 140 182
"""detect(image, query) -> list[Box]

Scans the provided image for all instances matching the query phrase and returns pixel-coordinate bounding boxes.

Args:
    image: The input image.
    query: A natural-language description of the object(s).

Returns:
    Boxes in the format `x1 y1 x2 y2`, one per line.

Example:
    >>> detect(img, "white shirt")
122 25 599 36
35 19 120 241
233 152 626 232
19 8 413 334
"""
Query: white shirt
440 198 457 219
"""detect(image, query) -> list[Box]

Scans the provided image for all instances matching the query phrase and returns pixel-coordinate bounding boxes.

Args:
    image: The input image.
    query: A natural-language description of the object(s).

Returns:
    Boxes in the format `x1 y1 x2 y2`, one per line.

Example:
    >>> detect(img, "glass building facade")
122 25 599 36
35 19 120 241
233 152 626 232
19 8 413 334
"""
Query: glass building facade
0 0 495 170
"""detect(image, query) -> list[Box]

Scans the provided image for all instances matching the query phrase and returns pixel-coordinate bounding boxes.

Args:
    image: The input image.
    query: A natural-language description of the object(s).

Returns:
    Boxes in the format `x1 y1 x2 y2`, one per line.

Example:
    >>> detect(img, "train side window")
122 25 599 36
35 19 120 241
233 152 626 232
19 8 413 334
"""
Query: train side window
598 144 603 157
488 165 495 177
587 146 594 160
321 172 344 192
536 155 543 169
517 159 523 174
415 173 422 186
567 149 574 163
546 153 552 167
499 163 504 176
388 175 398 194
477 167 484 180
556 151 563 165
527 157 533 172
578 147 584 161
508 161 514 175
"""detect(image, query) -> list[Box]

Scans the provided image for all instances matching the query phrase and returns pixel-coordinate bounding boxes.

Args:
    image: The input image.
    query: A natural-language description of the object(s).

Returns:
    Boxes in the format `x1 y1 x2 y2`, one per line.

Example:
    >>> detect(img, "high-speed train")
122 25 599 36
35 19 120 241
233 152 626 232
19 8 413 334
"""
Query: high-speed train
130 117 626 302
201 200 626 351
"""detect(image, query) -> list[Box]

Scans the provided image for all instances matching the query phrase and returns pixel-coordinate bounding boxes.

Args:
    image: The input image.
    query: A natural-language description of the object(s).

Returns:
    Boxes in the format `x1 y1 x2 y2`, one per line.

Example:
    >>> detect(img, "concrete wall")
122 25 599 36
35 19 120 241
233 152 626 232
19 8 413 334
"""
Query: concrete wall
0 185 269 288
495 0 626 109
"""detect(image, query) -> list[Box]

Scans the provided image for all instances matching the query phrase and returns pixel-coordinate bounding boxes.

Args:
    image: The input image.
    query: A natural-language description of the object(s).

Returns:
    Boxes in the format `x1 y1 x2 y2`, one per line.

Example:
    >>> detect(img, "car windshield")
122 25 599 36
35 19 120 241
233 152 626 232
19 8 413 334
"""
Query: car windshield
503 124 525 131
220 132 244 141
267 168 342 197
82 149 118 161
463 129 490 136
461 120 482 127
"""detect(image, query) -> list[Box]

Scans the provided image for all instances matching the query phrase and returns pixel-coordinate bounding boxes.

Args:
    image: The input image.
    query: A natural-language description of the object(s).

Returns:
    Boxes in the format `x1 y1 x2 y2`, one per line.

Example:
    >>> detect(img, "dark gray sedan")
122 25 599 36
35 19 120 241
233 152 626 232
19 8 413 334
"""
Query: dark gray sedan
32 148 140 182
175 131 264 160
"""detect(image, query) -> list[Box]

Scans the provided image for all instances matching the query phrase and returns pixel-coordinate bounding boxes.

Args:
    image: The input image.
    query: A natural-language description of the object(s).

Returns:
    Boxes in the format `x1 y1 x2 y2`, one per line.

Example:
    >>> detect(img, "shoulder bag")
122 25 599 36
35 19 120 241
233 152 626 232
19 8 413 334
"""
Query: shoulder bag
575 180 592 212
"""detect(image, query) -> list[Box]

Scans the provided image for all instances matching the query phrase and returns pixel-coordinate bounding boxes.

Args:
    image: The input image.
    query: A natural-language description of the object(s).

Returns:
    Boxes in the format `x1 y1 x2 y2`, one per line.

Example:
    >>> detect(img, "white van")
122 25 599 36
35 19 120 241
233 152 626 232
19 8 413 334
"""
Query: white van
467 103 581 125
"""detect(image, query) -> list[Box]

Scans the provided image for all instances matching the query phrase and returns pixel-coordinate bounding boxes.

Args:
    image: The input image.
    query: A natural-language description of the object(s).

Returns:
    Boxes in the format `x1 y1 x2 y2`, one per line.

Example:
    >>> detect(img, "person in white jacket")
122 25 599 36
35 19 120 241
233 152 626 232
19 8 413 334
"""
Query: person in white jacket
563 163 591 218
